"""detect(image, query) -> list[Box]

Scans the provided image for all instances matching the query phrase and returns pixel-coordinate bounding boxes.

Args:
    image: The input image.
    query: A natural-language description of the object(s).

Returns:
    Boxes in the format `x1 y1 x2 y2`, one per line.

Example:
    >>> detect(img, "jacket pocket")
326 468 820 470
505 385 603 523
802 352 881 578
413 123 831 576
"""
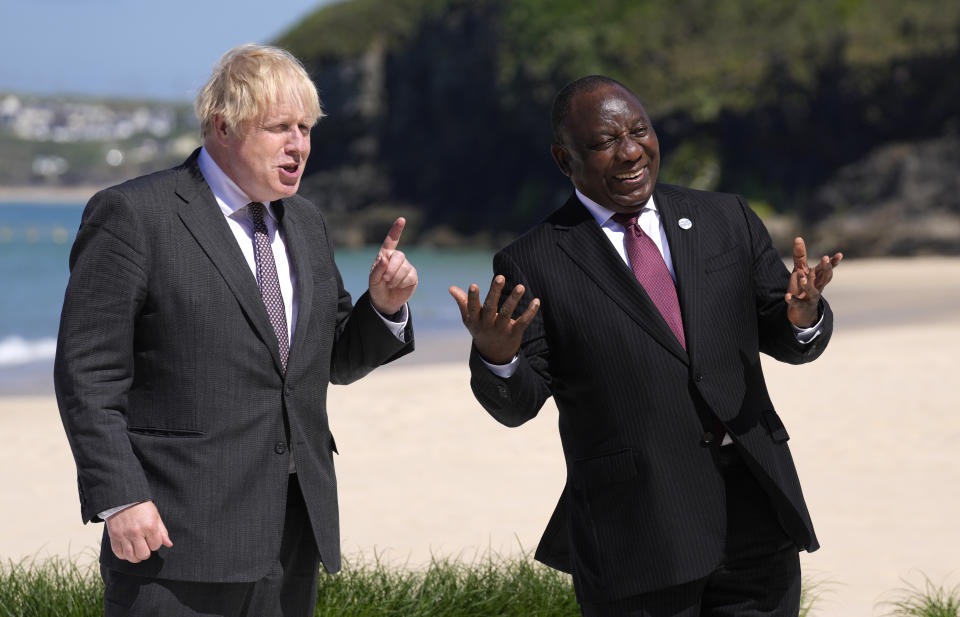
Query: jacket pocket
704 247 740 273
127 427 206 438
761 410 790 443
570 449 637 490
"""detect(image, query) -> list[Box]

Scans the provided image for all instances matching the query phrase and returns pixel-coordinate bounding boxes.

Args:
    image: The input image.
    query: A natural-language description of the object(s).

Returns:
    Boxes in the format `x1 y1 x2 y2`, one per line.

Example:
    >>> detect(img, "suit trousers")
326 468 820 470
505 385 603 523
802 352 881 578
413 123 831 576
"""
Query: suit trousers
580 446 801 617
102 474 321 617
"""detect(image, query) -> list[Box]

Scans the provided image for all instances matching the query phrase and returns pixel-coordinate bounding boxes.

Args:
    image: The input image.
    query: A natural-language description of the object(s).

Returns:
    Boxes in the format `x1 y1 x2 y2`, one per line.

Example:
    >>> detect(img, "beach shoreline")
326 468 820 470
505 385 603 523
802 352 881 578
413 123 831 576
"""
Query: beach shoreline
0 185 106 204
3 257 959 616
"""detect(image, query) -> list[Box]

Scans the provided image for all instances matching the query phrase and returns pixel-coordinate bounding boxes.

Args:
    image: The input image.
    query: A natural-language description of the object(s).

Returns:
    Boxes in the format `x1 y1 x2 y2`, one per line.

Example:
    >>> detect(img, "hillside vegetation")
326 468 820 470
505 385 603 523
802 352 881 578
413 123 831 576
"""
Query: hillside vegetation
277 0 960 254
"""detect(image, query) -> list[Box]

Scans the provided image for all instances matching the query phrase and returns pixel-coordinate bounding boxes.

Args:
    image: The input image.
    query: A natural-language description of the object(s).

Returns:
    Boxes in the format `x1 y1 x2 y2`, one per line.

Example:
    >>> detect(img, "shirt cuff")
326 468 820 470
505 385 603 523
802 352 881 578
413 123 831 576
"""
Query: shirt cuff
792 311 824 344
374 303 409 341
99 502 140 520
481 353 520 378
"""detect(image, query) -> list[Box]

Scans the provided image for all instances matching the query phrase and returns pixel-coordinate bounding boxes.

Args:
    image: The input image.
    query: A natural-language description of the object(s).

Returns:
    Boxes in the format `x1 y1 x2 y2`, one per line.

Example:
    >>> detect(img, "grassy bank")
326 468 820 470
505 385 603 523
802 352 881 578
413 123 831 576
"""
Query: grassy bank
0 553 578 617
0 554 955 616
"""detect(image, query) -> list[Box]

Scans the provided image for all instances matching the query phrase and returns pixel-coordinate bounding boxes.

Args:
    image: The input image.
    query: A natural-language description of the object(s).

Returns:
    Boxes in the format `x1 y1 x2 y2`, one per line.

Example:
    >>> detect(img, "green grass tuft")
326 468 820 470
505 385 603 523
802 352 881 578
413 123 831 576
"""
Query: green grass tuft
881 575 960 617
0 557 103 617
799 573 838 617
315 551 579 616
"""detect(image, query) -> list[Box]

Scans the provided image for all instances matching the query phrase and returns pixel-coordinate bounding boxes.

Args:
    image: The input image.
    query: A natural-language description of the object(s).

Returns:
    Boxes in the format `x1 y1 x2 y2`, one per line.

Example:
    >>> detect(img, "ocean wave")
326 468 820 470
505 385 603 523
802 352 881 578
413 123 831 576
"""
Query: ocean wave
0 336 57 366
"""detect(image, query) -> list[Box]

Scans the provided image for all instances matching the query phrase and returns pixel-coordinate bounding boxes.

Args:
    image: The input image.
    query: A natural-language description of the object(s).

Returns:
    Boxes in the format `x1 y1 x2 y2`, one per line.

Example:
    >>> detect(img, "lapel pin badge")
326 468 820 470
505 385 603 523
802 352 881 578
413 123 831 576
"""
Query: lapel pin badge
678 218 693 230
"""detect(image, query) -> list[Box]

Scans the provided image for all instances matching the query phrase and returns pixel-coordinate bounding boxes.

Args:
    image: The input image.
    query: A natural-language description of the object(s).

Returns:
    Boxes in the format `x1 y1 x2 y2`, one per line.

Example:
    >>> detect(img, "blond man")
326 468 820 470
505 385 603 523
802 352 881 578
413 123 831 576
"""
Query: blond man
55 44 417 616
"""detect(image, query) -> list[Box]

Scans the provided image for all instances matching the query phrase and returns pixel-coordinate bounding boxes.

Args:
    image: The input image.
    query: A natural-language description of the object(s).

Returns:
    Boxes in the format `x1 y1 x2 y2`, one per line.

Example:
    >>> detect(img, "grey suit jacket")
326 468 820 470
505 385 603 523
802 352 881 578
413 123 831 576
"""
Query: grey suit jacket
469 185 832 603
54 150 413 582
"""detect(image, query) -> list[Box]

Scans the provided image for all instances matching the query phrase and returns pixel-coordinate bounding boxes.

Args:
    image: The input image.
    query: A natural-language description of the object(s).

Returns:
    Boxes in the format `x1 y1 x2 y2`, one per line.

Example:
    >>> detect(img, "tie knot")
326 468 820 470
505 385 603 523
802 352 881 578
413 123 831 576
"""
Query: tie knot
248 201 265 221
248 202 268 233
612 212 640 229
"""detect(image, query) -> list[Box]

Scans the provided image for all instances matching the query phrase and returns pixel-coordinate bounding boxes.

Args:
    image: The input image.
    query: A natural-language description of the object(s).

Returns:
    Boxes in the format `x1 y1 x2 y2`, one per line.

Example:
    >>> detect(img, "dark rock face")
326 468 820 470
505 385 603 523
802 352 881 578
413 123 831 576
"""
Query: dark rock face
812 137 960 256
298 2 564 246
286 3 960 254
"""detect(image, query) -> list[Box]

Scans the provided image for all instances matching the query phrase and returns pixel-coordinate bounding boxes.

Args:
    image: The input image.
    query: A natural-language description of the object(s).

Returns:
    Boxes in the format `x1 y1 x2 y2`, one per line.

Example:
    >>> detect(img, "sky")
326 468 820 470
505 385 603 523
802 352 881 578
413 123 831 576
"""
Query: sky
0 0 334 101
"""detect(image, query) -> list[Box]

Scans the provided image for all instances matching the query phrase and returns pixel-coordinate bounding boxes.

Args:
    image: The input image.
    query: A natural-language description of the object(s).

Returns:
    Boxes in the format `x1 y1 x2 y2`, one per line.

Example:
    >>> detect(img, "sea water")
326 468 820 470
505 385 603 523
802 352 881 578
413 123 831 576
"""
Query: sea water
0 202 496 394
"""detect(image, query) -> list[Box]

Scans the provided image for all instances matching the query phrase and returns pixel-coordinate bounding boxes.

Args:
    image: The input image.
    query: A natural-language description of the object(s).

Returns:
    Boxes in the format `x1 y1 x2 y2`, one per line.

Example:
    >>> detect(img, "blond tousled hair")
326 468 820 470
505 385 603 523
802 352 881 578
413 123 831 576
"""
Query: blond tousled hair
195 43 325 138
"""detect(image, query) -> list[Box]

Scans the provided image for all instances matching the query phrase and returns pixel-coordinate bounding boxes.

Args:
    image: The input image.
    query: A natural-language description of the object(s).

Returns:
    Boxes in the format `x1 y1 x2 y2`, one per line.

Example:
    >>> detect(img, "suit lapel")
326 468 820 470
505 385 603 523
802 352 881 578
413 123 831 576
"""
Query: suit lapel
174 157 286 374
656 185 702 362
554 195 688 363
277 199 315 376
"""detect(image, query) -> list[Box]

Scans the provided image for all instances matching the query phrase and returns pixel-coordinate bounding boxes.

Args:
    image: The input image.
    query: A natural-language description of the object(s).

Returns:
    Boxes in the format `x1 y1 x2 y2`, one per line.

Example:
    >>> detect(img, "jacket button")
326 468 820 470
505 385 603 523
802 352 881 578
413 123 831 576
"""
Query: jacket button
695 373 704 383
274 441 287 454
700 432 715 447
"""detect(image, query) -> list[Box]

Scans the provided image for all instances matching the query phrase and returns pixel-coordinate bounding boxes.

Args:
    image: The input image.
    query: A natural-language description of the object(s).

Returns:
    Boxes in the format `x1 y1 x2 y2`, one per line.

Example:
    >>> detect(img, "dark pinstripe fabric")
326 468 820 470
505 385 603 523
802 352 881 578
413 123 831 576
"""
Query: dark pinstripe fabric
469 186 832 604
55 150 414 583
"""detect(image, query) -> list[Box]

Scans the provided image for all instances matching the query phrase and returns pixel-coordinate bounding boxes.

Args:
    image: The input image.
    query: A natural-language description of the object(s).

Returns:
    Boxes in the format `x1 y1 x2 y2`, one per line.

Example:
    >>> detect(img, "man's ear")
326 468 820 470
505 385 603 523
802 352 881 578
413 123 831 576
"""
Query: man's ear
551 143 572 177
211 115 231 145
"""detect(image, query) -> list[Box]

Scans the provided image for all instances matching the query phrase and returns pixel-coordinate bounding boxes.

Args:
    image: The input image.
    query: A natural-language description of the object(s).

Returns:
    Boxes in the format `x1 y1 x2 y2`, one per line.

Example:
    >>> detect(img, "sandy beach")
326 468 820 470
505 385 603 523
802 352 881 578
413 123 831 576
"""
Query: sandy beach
2 257 958 616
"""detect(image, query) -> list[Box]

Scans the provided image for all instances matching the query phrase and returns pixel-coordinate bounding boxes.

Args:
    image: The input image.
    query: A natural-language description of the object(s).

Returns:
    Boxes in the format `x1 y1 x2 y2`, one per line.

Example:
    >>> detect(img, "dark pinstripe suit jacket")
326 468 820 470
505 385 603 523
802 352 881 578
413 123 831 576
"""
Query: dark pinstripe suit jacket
54 150 413 582
470 185 832 603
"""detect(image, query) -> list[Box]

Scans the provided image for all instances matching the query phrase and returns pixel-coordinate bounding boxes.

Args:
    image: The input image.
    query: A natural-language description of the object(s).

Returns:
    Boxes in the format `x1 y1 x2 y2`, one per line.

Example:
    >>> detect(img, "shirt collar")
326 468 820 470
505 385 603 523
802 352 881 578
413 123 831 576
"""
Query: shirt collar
197 146 276 223
575 188 658 228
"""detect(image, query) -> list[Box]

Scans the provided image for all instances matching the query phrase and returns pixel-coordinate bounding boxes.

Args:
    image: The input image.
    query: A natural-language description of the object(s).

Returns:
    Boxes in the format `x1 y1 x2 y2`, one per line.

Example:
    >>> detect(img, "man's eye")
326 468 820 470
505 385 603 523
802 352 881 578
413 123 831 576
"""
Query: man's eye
632 127 647 137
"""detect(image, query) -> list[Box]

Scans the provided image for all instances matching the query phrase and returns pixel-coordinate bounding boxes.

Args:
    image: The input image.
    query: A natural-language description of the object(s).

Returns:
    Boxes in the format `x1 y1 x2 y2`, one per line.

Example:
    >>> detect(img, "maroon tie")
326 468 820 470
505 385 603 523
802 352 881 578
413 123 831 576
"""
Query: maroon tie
613 212 686 349
248 202 289 372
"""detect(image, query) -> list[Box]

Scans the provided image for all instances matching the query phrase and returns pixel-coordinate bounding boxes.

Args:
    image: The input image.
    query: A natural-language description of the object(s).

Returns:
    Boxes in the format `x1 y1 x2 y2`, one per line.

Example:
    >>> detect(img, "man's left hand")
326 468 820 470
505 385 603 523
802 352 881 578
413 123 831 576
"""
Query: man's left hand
785 237 843 327
369 217 418 315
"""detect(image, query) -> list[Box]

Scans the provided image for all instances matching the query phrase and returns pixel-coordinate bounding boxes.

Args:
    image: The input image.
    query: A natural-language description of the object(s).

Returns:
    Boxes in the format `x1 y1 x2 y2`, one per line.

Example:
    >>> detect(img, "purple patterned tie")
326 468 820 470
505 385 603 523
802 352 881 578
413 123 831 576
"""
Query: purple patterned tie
248 202 289 372
613 212 686 349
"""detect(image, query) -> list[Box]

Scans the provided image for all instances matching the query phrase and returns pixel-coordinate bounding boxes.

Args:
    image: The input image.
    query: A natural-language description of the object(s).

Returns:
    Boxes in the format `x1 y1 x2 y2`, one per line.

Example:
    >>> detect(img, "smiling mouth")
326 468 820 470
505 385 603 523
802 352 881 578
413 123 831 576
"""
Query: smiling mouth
614 166 646 181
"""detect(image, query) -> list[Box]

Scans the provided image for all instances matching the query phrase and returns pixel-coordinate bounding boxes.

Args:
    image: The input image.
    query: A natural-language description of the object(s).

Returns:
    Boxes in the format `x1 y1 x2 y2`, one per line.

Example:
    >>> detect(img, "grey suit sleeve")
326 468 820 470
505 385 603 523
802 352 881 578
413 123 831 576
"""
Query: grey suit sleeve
740 196 833 364
54 189 152 523
323 222 414 385
328 289 414 385
469 250 553 427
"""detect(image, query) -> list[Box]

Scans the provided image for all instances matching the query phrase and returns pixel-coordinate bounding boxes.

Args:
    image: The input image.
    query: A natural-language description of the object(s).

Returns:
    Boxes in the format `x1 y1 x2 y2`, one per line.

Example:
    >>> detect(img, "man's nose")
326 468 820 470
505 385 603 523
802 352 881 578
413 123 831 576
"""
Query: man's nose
616 135 642 161
286 129 309 152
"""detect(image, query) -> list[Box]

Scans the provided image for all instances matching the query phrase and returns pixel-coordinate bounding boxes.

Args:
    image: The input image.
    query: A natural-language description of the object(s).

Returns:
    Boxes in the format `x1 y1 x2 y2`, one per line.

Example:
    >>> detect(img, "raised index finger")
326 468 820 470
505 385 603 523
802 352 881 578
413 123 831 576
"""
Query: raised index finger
792 237 808 272
381 217 406 252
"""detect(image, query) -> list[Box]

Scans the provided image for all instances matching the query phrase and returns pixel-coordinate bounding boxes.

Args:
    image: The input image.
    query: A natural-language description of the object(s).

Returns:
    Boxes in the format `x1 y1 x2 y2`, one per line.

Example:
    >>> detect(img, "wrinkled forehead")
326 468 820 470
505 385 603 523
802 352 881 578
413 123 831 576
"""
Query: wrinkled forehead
262 95 311 119
567 85 649 137
245 92 316 129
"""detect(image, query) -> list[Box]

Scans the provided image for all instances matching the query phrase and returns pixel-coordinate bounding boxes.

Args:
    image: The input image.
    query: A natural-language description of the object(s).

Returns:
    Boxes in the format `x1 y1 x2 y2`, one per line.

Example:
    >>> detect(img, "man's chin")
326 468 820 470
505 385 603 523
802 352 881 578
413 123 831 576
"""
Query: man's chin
612 187 653 209
275 183 301 199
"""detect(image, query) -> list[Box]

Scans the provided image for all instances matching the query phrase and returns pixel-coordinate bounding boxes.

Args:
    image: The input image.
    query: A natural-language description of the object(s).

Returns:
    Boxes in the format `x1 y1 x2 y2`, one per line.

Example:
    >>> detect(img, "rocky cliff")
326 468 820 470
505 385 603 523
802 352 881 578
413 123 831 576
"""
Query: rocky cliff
278 0 960 255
